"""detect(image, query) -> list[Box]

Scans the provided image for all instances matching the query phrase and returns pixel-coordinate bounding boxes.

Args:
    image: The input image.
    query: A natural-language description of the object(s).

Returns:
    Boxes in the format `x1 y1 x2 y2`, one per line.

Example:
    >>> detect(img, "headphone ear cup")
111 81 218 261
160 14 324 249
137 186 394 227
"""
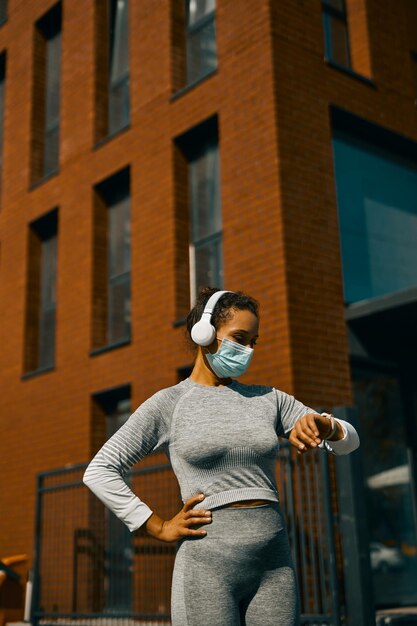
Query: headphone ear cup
191 320 216 346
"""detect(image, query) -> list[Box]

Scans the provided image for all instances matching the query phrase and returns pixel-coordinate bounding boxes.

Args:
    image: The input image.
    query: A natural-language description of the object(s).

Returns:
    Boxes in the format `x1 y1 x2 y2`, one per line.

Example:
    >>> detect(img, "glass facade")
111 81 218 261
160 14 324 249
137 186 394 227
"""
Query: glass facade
332 131 417 304
333 125 417 609
352 363 417 607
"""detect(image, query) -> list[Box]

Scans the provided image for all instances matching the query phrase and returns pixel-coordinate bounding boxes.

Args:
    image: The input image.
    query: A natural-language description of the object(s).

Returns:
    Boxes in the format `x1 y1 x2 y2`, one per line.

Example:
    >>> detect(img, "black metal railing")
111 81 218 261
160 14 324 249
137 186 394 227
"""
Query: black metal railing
31 440 342 626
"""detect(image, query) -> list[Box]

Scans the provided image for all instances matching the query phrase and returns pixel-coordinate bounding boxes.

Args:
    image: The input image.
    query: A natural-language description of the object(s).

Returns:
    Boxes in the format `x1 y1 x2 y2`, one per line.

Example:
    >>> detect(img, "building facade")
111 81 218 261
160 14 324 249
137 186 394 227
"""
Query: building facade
0 0 417 624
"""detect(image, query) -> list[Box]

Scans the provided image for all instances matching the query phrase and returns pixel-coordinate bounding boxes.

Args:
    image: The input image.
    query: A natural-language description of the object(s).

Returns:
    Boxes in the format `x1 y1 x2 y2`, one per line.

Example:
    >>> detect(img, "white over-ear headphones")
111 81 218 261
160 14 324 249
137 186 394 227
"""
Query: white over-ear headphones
190 290 235 346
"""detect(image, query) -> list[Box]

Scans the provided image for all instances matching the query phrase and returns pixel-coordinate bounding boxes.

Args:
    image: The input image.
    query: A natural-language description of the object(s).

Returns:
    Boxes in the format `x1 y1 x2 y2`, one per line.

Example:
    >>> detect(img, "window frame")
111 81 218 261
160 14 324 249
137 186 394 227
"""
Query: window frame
322 0 351 69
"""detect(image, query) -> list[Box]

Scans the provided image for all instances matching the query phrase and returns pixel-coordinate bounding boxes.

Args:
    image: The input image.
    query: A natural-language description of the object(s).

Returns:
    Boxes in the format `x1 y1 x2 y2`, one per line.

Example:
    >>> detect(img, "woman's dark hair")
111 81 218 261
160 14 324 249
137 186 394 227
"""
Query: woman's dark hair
184 287 260 354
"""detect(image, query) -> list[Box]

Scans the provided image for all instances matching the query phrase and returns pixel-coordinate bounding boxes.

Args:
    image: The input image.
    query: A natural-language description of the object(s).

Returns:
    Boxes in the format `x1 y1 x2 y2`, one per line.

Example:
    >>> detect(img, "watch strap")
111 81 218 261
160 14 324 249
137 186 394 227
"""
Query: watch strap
320 412 337 440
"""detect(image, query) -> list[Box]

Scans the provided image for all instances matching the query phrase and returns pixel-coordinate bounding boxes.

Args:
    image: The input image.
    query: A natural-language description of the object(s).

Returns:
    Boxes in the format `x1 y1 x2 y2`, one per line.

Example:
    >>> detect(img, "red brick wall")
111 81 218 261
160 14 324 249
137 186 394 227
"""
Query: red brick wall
0 0 415 612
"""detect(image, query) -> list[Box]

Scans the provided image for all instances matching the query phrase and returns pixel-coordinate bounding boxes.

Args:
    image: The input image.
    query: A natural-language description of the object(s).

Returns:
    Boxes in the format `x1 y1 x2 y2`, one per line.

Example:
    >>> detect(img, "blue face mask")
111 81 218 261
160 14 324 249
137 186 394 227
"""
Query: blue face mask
205 336 254 378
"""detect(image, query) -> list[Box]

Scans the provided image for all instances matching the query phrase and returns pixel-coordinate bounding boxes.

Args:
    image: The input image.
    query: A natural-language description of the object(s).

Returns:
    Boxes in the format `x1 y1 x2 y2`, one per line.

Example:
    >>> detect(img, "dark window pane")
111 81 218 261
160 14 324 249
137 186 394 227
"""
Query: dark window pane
41 234 57 305
109 0 129 83
44 125 59 175
44 30 61 175
109 0 129 133
328 15 350 66
186 16 217 83
109 76 129 133
194 234 223 292
331 132 417 303
108 195 131 343
45 32 61 124
39 306 55 368
323 0 345 11
39 234 57 368
106 398 131 439
189 132 223 299
108 274 131 343
0 0 7 23
190 140 221 241
108 196 131 277
187 0 215 27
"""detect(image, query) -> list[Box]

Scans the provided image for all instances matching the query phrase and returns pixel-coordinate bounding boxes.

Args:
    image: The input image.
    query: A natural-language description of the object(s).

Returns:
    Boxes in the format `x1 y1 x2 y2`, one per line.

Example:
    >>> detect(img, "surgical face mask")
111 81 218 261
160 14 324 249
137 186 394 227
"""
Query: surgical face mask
205 336 254 378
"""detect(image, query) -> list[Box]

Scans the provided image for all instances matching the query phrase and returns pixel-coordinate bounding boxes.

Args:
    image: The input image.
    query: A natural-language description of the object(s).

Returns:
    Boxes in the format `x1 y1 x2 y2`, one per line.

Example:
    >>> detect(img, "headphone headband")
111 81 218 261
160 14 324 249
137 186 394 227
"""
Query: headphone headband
201 290 233 316
191 290 235 346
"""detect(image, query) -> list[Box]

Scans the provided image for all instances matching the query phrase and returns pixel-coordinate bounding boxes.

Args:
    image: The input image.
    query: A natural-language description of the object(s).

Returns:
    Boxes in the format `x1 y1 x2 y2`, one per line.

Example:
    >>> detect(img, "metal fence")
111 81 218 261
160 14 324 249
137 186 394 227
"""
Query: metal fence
31 440 343 626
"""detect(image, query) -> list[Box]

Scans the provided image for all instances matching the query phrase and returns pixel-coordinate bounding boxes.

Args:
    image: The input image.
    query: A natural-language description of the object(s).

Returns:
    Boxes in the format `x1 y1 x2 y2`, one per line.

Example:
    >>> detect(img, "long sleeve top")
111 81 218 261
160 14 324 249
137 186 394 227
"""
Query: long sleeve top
83 377 360 532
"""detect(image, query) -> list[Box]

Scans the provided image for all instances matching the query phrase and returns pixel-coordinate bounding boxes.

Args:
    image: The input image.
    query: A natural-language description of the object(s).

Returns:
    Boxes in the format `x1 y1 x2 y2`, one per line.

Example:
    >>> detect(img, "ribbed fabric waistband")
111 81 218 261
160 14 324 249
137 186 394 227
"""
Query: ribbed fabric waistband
192 487 279 510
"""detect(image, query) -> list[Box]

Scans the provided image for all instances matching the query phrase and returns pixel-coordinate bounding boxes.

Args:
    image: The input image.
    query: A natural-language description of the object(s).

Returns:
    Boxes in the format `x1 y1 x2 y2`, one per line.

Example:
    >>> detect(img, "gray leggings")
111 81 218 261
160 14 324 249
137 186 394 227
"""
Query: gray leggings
171 501 301 625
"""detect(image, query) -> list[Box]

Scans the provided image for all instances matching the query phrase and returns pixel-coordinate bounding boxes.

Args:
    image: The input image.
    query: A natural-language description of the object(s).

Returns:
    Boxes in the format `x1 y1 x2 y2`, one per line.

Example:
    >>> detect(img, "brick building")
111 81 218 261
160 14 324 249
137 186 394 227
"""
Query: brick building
0 0 417 624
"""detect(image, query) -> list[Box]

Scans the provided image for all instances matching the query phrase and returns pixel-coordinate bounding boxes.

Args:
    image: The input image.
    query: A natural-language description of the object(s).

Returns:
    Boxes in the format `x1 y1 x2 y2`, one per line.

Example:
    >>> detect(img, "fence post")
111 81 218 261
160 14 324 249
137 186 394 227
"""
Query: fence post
332 405 375 626
31 472 43 626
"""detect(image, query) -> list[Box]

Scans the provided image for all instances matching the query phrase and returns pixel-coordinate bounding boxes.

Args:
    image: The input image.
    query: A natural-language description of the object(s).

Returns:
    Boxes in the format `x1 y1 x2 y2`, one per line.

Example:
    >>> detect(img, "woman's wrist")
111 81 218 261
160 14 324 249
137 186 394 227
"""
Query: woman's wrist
321 412 337 440
144 512 165 539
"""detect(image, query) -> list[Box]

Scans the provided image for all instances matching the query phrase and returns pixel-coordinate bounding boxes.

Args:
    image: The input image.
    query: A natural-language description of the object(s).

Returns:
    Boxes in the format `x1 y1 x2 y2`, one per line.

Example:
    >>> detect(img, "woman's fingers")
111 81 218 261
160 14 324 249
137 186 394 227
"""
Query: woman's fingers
307 414 321 441
184 509 211 520
181 499 212 537
292 433 308 451
184 527 208 536
183 493 205 512
294 429 314 448
185 515 211 525
295 416 322 448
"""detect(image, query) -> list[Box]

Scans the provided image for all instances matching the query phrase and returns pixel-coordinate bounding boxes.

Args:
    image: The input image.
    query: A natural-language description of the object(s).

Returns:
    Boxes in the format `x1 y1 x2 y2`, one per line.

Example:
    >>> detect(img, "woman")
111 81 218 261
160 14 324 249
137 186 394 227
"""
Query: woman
83 287 360 626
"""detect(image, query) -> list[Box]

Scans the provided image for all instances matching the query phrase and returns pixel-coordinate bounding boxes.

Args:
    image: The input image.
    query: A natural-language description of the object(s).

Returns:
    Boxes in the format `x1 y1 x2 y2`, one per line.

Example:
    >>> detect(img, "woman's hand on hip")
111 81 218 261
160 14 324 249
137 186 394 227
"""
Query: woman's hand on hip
289 413 332 455
145 493 212 543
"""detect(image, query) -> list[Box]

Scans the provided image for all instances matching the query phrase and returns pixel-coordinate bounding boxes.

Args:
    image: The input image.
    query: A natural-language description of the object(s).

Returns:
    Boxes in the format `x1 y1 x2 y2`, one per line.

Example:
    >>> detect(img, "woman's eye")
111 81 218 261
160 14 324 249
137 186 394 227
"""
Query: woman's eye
233 336 257 347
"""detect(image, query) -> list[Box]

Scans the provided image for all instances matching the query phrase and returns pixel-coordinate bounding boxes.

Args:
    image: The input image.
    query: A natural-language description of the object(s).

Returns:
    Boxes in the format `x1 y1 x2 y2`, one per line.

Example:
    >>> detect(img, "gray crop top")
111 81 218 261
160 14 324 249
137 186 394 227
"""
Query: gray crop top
83 377 360 532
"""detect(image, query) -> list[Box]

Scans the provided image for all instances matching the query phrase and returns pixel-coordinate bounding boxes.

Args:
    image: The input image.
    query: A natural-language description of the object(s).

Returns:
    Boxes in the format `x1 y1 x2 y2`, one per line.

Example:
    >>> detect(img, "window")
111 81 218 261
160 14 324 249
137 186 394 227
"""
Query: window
185 0 217 85
0 0 7 25
91 384 132 465
189 135 223 304
23 209 58 375
174 115 223 313
94 0 130 143
331 114 417 304
0 51 6 205
322 0 351 69
109 0 129 134
31 3 62 184
91 167 131 352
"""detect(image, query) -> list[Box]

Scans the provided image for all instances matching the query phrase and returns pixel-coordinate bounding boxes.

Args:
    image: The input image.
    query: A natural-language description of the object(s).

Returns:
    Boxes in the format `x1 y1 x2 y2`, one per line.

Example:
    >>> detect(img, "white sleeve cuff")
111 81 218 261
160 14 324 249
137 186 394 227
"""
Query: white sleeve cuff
125 499 154 532
317 418 360 455
83 464 154 532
